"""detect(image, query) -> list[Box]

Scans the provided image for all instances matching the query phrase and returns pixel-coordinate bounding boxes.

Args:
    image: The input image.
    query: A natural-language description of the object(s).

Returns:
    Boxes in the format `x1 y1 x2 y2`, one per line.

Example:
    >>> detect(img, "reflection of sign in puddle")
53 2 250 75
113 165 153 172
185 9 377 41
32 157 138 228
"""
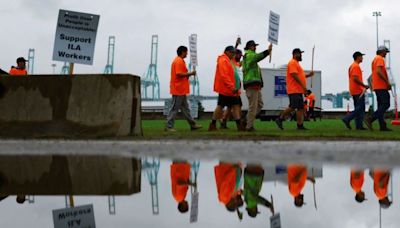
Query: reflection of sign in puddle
53 204 95 228
0 156 141 195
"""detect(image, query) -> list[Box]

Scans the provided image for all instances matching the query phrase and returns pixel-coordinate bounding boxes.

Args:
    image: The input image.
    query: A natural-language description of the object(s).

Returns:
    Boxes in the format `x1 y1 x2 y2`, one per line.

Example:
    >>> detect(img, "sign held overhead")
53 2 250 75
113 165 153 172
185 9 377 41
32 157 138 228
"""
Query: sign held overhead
53 9 100 65
268 11 280 45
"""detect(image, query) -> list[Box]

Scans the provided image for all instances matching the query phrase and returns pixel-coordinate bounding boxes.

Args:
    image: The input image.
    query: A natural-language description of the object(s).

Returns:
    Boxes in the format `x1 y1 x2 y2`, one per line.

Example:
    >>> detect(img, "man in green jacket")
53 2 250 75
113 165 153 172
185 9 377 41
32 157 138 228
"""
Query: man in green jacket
244 164 274 217
243 40 272 131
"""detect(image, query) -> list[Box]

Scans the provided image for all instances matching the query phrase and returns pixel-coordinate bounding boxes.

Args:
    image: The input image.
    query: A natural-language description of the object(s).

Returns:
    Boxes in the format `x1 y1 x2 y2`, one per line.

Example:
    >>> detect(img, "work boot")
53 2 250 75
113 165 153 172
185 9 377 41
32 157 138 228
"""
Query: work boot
236 121 245 131
165 127 177 132
220 121 228 129
297 124 308 130
380 127 393 132
342 119 352 130
275 118 283 130
356 127 368 131
191 124 202 131
364 116 373 131
246 127 256 132
208 123 217 131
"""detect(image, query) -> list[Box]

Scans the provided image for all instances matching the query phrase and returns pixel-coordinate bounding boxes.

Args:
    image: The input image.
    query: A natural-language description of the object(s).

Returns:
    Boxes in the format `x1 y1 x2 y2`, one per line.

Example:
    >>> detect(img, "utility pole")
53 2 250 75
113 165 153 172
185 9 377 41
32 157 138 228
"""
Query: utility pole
373 11 382 48
370 11 382 111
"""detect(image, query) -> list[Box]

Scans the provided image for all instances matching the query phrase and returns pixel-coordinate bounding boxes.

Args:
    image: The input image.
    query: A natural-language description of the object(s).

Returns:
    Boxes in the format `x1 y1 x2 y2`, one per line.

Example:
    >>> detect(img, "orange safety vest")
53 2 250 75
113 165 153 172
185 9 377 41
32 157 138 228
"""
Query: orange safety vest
306 93 315 108
171 163 191 203
373 170 390 200
170 56 190 96
214 163 241 205
213 54 238 97
9 67 27 76
288 165 307 197
350 170 364 193
371 55 389 91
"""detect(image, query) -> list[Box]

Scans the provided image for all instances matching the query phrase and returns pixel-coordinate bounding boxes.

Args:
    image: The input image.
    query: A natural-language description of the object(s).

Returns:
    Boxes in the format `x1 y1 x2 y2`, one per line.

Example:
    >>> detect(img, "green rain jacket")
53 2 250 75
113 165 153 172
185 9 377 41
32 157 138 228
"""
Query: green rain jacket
242 49 270 89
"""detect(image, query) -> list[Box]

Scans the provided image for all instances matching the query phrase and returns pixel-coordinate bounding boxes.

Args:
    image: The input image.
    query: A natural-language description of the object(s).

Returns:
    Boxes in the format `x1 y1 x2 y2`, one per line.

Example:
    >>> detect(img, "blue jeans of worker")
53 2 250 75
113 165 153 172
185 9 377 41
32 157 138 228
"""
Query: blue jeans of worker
343 94 365 129
372 90 390 129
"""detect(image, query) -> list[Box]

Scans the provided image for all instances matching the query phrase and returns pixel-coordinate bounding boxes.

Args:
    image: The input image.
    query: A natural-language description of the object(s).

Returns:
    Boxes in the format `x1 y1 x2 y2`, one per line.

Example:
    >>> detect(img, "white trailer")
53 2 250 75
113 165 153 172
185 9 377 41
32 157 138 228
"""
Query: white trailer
241 67 322 120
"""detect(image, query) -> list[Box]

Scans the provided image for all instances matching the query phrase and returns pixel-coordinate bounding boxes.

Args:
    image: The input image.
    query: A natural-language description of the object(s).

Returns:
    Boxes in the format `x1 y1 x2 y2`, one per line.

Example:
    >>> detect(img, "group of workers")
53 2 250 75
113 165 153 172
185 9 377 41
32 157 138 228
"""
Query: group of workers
171 161 393 220
351 168 392 208
342 46 393 131
4 38 393 132
165 37 394 132
171 161 315 219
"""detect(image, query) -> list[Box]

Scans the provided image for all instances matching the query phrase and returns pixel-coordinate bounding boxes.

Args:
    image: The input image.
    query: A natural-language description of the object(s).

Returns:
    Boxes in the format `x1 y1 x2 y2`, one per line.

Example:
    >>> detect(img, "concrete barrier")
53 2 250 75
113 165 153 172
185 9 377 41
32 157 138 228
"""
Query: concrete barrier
0 74 141 138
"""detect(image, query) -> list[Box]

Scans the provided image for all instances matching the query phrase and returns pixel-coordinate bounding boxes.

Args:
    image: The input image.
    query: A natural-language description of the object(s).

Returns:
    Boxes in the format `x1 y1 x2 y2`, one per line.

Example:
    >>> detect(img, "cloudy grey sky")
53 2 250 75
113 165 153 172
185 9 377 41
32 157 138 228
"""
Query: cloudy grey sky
1 0 399 97
0 160 398 228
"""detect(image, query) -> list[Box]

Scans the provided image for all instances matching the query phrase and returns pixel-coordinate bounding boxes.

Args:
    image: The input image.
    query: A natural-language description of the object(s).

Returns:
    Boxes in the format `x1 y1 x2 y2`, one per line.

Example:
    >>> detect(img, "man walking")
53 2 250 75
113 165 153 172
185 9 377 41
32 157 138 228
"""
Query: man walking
214 162 243 212
350 169 366 203
366 46 392 131
342 52 369 130
170 161 195 213
221 48 243 129
209 46 243 131
370 169 392 209
287 164 315 208
275 48 314 130
166 46 202 132
244 164 274 217
242 40 272 131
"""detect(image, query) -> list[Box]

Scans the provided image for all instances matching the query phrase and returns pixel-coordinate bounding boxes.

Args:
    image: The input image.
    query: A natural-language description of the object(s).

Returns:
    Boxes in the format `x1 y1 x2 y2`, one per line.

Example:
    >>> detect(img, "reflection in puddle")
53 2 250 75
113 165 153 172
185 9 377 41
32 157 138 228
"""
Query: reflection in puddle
0 156 398 227
0 155 141 195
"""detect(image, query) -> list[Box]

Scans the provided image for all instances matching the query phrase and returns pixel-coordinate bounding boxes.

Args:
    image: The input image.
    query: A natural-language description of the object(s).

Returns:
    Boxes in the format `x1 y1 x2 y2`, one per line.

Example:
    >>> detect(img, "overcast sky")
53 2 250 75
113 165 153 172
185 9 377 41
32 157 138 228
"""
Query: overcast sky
0 160 398 228
1 0 399 97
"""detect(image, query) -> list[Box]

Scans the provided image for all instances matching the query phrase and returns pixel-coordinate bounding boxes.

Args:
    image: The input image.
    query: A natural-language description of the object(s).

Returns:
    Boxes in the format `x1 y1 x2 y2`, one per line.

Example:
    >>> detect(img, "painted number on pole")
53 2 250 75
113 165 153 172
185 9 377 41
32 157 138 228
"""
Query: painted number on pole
190 192 199 223
270 213 281 228
53 9 100 65
189 34 198 67
268 11 280 45
53 204 96 228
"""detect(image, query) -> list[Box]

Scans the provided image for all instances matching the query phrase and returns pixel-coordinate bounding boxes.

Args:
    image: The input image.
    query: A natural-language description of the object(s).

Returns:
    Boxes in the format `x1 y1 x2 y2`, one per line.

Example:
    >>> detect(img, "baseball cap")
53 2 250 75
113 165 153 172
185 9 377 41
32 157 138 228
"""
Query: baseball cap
292 48 304 54
377 45 390 52
16 57 27 63
244 40 259 50
225 46 236 52
353 51 365 59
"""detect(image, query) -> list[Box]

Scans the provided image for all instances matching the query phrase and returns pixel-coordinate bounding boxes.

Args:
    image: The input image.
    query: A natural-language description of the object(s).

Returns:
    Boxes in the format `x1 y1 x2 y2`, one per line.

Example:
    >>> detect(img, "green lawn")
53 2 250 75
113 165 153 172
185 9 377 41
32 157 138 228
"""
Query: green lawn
141 119 400 140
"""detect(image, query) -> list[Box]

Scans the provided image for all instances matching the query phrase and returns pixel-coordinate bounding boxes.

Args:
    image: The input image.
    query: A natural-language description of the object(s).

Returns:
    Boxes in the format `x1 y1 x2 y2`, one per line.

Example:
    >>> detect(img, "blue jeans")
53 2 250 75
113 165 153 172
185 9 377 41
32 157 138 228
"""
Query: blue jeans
343 94 365 129
372 90 390 129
